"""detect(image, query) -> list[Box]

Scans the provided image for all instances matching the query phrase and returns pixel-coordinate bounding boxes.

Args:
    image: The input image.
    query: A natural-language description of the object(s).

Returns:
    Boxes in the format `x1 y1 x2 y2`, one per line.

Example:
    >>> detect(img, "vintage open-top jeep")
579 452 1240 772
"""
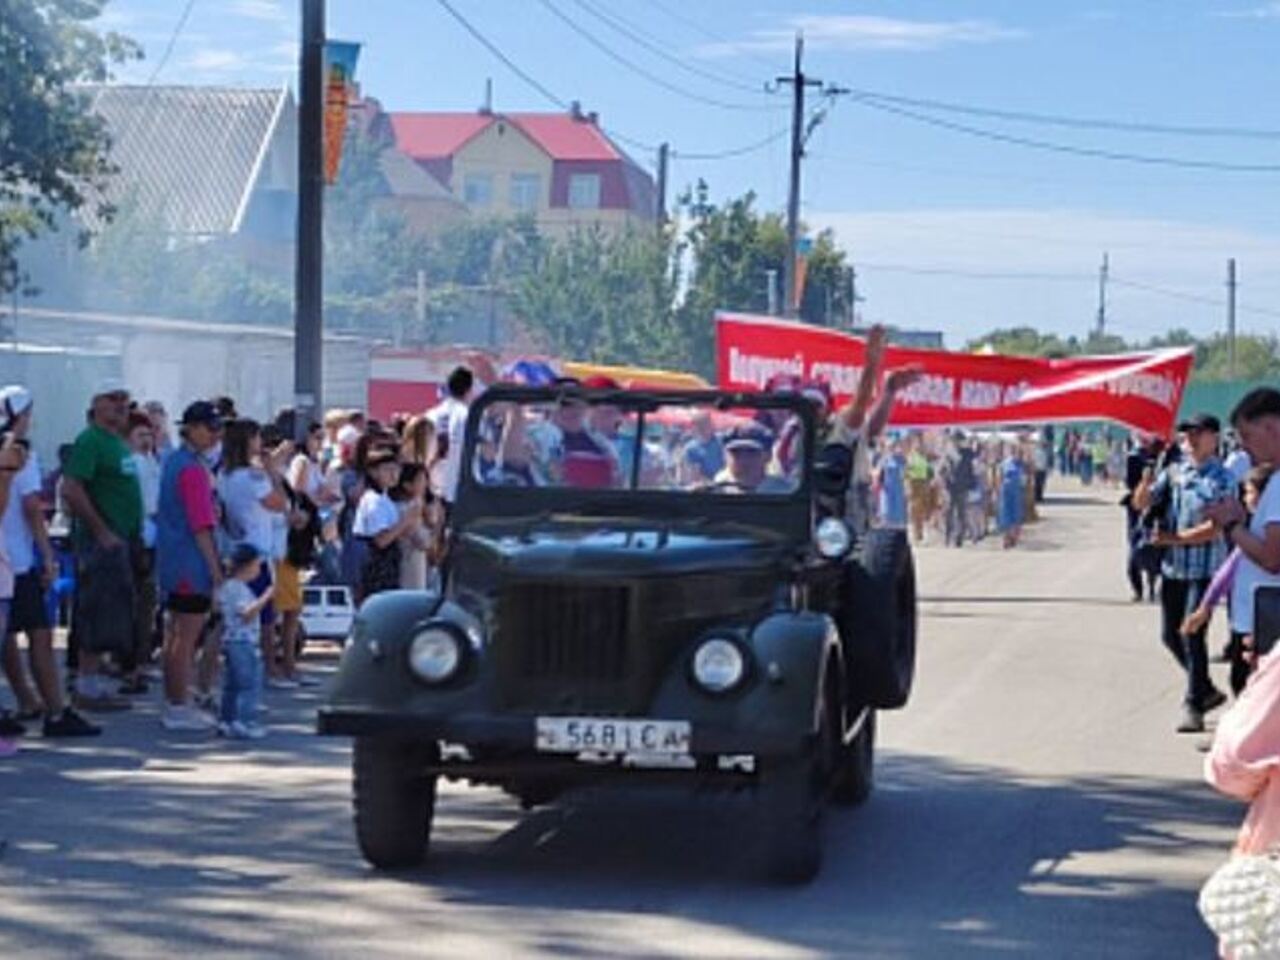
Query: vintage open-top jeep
318 385 917 882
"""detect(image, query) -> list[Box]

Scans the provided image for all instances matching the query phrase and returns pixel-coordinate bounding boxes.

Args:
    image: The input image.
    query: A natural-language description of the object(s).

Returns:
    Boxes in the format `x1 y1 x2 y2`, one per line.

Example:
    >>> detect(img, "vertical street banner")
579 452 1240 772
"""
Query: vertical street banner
322 40 361 185
716 311 1196 436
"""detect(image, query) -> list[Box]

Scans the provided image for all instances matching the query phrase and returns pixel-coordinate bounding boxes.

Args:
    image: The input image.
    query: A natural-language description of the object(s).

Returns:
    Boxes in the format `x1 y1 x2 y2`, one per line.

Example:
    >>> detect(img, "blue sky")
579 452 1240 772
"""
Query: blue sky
97 0 1280 347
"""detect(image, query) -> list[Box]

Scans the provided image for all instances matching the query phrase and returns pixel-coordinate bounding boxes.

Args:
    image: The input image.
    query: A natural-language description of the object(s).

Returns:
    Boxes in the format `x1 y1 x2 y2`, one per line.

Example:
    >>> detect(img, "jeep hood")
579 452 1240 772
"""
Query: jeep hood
455 518 794 578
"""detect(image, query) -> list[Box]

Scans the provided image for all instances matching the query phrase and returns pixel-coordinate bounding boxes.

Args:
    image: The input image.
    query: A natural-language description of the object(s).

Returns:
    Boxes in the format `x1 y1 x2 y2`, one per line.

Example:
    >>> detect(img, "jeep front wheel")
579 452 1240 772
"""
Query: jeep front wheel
352 737 438 870
759 683 833 884
830 708 875 807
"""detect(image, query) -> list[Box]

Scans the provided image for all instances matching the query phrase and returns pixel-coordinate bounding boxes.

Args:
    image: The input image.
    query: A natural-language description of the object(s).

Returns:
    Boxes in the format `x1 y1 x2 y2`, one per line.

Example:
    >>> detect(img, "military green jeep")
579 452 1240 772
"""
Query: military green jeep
318 385 917 882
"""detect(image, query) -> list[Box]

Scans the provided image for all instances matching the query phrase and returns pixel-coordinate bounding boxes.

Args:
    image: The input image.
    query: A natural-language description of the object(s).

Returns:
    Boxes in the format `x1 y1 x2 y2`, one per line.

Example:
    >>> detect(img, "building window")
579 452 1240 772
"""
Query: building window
463 173 493 207
567 173 601 210
509 173 542 212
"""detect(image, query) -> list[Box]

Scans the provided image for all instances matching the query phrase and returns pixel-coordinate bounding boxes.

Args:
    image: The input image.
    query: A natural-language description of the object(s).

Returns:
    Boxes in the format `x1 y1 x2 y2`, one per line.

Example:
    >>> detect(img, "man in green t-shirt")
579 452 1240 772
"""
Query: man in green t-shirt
62 380 143 712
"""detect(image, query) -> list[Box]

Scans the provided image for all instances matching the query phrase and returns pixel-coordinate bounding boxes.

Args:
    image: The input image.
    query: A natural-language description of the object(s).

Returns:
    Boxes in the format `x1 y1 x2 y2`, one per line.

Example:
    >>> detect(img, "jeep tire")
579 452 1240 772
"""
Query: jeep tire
830 708 875 807
759 676 834 884
844 528 917 709
353 737 438 870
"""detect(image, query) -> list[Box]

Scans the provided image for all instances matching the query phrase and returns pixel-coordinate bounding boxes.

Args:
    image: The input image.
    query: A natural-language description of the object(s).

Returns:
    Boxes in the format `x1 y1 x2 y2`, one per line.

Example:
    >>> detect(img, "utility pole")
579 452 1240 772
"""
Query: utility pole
1227 257 1238 380
294 0 325 437
775 34 825 318
655 142 669 228
1095 251 1109 338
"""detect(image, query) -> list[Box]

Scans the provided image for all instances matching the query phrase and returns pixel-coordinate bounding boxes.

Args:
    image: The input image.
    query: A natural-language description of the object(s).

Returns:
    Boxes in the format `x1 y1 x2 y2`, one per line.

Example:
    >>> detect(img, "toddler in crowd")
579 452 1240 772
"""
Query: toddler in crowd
217 543 274 740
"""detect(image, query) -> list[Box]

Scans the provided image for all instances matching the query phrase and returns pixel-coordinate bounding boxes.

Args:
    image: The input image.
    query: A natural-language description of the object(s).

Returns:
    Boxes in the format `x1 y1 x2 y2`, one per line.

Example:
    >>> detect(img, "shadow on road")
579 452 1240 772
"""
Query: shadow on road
0 729 1237 958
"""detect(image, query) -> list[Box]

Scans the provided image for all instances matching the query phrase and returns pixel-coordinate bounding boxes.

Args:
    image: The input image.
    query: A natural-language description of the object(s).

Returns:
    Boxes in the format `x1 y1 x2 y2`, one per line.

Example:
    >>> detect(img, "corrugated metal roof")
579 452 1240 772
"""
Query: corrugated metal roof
81 85 290 236
388 112 492 160
389 110 622 163
505 113 618 162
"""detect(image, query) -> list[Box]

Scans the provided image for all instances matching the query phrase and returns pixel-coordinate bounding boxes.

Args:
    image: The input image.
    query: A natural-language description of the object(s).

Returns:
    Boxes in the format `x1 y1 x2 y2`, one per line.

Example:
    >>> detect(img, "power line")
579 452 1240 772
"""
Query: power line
673 128 788 161
642 0 779 74
848 87 1280 141
854 97 1280 173
144 0 199 85
436 0 570 108
569 0 768 96
858 262 1092 282
1111 276 1280 320
433 1 775 166
535 0 777 112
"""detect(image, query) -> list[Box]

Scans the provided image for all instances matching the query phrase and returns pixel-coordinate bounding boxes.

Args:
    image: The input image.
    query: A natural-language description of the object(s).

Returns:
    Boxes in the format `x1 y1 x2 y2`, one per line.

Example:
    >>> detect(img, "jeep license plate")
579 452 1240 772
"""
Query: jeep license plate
535 717 691 756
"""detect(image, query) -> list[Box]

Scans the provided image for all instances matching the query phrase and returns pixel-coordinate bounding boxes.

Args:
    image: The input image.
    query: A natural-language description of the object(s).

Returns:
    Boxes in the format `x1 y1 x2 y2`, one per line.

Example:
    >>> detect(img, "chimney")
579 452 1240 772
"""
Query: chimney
569 99 583 121
587 110 599 125
479 77 493 115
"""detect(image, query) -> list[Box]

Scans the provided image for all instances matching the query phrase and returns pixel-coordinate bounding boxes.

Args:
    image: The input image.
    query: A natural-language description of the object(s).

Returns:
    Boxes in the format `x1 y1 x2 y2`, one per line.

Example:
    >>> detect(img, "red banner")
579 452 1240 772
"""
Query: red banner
716 312 1195 437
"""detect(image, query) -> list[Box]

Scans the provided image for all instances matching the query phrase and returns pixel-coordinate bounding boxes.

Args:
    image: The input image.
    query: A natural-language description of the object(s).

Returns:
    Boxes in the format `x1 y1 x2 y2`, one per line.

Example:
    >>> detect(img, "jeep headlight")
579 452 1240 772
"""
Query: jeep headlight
814 517 853 559
692 638 747 693
408 624 463 684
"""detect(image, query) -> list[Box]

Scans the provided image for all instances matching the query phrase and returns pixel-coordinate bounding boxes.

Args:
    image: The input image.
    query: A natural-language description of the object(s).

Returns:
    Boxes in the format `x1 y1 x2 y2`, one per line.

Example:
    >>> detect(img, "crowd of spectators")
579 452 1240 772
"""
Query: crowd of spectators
0 373 455 752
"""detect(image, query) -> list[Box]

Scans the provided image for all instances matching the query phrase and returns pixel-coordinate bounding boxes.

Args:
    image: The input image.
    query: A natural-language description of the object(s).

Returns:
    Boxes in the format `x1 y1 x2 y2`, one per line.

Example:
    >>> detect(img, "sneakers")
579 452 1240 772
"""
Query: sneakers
0 712 26 737
218 720 267 740
265 676 299 691
288 674 321 688
1202 688 1229 714
43 708 102 738
161 704 217 732
1176 707 1205 734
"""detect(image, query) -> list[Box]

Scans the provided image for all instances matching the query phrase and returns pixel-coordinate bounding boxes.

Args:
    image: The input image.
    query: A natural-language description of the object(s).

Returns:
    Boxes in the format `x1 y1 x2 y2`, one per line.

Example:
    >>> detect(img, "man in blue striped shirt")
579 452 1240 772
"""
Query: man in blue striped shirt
1135 413 1236 733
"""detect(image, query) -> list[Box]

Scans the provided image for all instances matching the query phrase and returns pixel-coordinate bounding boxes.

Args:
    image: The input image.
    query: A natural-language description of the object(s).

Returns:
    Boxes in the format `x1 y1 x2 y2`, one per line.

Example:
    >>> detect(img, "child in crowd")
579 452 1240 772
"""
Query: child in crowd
353 448 421 599
217 543 274 740
1181 464 1273 696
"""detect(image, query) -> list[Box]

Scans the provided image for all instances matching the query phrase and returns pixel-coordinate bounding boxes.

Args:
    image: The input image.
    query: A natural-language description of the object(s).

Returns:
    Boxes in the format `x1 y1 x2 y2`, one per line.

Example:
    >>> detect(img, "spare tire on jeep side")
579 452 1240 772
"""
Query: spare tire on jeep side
843 528 917 710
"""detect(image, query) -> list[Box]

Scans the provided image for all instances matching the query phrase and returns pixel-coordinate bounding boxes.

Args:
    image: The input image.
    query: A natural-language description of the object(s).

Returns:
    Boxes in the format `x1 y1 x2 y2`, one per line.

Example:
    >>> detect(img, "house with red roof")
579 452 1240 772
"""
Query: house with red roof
383 102 655 238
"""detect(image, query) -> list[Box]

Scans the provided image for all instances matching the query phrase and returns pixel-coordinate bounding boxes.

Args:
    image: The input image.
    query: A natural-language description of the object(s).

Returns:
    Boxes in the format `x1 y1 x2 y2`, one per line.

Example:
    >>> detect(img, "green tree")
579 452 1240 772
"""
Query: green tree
675 182 788 376
1 0 139 293
1193 333 1280 381
965 326 1077 358
510 226 677 367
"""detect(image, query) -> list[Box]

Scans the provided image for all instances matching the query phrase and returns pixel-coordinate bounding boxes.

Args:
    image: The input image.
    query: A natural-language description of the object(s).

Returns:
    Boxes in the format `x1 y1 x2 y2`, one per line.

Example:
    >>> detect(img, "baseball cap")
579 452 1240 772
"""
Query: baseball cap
92 378 129 399
228 542 263 569
179 400 223 430
725 424 773 454
1177 412 1221 434
0 385 33 422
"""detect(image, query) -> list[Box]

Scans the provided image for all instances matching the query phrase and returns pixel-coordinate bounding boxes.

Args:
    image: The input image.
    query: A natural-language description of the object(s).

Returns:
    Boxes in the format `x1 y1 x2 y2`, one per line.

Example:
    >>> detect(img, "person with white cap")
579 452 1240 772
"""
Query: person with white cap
60 379 143 713
0 386 99 737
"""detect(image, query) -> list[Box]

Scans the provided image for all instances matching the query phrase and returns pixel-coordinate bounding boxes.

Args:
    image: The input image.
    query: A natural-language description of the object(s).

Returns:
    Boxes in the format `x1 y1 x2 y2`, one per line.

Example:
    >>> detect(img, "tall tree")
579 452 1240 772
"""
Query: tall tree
1 0 139 293
511 226 677 367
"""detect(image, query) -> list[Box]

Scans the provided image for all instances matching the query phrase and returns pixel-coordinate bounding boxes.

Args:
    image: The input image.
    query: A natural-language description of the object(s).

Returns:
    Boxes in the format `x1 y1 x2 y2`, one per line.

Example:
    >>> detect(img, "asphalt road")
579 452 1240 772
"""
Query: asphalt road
0 479 1241 959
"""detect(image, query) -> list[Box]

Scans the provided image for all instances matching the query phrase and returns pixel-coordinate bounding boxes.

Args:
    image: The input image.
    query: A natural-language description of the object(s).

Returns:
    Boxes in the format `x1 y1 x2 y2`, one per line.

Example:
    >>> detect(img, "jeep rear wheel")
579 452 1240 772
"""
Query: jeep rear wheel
845 529 917 710
353 737 438 870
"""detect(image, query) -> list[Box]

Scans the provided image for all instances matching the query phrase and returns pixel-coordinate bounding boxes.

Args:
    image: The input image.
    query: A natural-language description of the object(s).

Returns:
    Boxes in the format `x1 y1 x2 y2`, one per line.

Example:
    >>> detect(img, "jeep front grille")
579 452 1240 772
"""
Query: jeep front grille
495 583 634 712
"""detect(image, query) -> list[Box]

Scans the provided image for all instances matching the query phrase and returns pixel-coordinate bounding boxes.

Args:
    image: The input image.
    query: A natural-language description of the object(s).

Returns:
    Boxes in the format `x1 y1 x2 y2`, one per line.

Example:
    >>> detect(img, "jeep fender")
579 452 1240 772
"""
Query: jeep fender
327 590 479 712
649 610 840 755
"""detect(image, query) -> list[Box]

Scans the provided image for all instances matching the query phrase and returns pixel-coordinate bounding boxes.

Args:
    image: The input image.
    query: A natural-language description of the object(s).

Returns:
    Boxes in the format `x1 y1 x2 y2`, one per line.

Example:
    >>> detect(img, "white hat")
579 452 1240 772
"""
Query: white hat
0 385 32 422
92 377 129 399
336 423 360 448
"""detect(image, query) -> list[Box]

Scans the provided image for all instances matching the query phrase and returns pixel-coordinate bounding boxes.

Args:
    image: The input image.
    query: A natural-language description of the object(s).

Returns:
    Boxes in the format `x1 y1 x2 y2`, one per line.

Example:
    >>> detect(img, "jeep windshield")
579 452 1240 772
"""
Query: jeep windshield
467 389 810 497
